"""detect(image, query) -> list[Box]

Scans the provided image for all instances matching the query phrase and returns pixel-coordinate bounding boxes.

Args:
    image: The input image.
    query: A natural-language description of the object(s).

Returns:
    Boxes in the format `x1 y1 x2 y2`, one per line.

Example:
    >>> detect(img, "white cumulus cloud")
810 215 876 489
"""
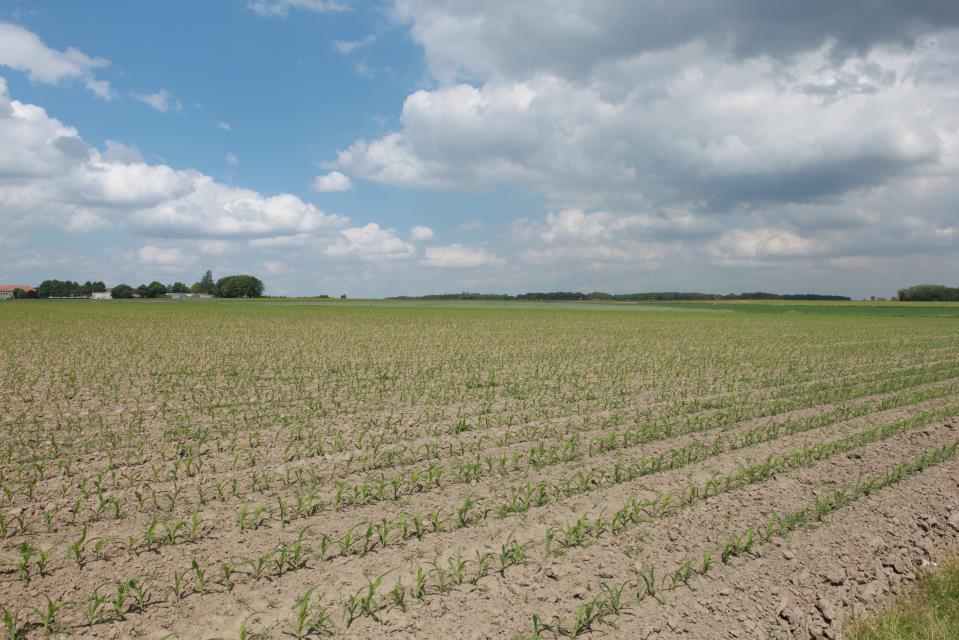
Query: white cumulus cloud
421 244 504 268
331 2 959 287
137 245 193 266
247 0 348 18
0 80 348 241
324 223 416 260
708 228 824 266
0 22 111 98
132 89 183 113
332 35 376 54
410 225 434 241
312 170 352 192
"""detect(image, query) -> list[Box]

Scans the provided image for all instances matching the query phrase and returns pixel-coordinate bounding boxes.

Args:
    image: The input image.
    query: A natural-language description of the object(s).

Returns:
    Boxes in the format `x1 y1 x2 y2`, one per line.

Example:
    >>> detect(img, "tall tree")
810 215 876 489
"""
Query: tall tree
111 284 134 299
215 275 264 298
192 270 216 294
137 281 168 298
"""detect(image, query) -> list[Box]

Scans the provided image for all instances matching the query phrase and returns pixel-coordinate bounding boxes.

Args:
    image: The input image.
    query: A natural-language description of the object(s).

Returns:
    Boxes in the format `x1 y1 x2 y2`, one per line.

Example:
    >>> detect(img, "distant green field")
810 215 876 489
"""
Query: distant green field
66 296 959 317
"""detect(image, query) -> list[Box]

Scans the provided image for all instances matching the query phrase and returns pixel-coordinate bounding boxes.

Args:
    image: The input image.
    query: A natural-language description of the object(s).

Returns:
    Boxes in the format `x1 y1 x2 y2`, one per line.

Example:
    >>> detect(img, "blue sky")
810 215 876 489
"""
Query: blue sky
1 1 958 297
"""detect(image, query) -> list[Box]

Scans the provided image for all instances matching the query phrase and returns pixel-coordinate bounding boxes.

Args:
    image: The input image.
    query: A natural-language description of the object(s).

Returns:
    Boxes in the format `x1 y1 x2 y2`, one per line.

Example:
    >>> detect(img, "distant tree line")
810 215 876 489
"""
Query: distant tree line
111 272 263 298
35 280 107 298
393 291 852 302
109 282 181 298
33 271 263 299
897 285 959 301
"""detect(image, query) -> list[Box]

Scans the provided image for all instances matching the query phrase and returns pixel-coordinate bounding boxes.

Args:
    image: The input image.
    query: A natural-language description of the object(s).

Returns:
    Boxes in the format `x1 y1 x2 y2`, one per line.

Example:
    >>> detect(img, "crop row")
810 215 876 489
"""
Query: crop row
3 390 955 602
261 407 955 635
517 438 959 638
5 362 957 538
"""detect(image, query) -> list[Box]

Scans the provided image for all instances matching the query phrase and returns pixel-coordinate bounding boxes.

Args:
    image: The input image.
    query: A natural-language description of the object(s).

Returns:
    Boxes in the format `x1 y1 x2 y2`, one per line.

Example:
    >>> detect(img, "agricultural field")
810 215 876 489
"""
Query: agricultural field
2 299 959 639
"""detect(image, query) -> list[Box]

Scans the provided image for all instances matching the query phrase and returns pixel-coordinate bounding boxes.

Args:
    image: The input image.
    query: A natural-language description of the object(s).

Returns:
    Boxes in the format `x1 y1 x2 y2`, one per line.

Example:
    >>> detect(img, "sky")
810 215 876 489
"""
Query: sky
1 1 958 298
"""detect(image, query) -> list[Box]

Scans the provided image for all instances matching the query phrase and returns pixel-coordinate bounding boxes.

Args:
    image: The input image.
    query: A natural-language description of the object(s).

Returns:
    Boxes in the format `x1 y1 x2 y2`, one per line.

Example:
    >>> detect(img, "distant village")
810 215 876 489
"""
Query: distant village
0 271 264 300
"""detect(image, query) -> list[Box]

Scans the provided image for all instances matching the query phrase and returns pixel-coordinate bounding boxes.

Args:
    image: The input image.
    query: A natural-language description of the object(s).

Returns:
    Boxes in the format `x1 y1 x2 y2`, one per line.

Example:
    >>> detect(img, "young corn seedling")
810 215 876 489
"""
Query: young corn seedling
143 515 159 550
456 497 474 528
471 550 492 584
28 596 64 634
236 506 250 533
389 578 406 612
67 526 96 569
218 562 236 592
359 574 385 621
128 578 152 612
698 550 713 576
721 534 739 564
544 528 556 558
412 565 427 600
600 581 628 615
1 605 23 640
309 603 337 637
15 542 36 582
332 528 352 557
498 534 531 574
169 567 191 602
636 566 665 605
290 589 314 640
530 613 552 639
273 546 291 577
276 497 289 528
316 533 331 561
188 511 206 541
237 613 260 640
192 560 208 594
448 551 468 585
557 596 608 637
110 580 129 621
239 552 273 581
93 536 110 561
375 519 392 548
84 591 107 625
671 561 694 588
339 593 361 629
251 506 270 530
286 541 310 572
430 559 453 594
163 518 186 546
360 524 375 556
429 508 443 533
411 515 425 540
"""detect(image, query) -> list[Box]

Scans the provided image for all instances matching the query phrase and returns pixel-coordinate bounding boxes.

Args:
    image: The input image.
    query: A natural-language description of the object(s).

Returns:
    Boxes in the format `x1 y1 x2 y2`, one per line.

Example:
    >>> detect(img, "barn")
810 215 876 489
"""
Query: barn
0 284 35 300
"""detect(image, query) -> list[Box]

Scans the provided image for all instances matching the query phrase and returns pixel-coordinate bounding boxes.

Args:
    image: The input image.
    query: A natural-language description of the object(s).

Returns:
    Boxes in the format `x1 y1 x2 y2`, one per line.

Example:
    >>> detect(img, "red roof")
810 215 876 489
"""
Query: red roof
0 284 35 293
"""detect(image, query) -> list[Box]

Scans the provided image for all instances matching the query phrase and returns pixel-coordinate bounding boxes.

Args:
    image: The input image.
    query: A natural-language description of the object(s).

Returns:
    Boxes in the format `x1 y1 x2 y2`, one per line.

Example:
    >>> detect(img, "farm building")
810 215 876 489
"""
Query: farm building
91 290 113 300
0 284 35 300
168 293 214 299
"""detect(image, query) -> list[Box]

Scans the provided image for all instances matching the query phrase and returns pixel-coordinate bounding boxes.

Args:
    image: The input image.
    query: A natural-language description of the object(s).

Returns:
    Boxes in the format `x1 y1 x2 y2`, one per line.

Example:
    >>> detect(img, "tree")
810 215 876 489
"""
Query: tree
11 288 36 299
192 270 216 294
169 282 190 293
215 275 264 298
897 284 959 301
111 284 134 299
36 279 82 298
137 281 168 298
77 281 105 297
